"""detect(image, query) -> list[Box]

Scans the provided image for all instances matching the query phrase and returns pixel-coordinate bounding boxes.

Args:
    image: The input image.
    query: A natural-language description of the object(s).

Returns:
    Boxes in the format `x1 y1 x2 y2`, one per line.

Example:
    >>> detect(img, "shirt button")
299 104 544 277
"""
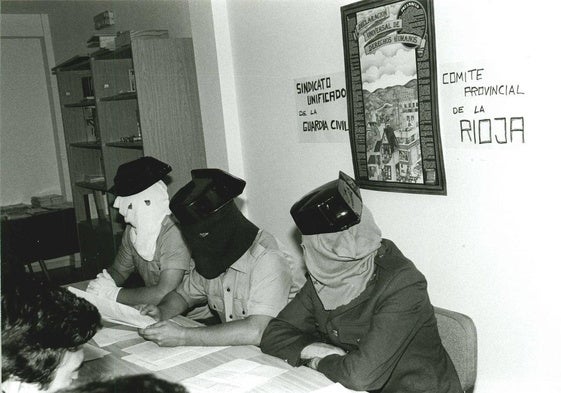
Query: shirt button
331 329 339 337
242 310 246 315
226 287 231 292
229 314 233 319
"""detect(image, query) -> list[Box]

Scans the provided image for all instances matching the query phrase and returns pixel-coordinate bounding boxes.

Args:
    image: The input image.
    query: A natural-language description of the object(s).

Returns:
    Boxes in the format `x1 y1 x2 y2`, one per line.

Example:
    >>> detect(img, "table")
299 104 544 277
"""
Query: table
1 204 79 282
69 282 354 393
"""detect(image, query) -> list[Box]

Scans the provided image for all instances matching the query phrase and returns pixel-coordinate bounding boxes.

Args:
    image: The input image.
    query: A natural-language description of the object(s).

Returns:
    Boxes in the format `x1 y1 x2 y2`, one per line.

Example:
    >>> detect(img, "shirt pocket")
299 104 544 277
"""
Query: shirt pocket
207 294 224 315
233 297 249 319
337 323 370 347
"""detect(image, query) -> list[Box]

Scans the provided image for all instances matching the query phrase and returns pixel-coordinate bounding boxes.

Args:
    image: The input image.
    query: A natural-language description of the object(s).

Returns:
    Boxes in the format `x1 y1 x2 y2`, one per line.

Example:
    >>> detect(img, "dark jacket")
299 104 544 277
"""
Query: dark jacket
260 239 462 393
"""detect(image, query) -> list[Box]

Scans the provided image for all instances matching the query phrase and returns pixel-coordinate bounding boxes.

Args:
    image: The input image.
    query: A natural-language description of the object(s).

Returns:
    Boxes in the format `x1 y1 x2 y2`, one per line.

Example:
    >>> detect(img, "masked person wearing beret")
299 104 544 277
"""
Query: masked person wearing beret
137 169 304 347
86 157 194 307
260 172 462 393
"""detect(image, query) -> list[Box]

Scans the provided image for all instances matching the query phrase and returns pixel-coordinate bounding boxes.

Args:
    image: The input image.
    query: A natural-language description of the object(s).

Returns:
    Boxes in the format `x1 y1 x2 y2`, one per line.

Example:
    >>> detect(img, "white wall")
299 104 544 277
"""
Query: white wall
0 15 65 205
191 0 561 392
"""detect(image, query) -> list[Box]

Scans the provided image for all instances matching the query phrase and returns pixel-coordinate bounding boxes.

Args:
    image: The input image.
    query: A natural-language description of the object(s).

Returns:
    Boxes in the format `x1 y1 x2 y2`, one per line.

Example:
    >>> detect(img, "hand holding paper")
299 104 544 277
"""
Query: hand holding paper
67 286 156 328
136 304 162 321
138 320 188 347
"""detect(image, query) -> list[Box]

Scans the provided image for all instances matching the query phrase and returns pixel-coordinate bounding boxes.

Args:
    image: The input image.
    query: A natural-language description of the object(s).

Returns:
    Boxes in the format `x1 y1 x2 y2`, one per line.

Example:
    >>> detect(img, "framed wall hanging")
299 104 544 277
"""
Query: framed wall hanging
341 0 446 195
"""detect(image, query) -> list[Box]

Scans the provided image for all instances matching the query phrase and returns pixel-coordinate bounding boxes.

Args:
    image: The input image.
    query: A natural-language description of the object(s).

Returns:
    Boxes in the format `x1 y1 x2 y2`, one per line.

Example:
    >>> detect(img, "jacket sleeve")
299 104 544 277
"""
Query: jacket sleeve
317 268 430 391
260 280 322 366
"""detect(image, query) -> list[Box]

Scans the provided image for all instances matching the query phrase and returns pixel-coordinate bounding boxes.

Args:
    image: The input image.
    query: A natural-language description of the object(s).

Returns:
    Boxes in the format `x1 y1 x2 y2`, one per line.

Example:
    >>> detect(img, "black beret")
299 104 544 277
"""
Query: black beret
108 156 171 196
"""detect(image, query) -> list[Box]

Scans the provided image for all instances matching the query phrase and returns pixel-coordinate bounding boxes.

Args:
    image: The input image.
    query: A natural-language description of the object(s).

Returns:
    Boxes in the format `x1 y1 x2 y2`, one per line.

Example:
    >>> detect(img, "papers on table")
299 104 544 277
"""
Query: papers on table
311 383 354 393
67 286 156 328
83 343 110 362
180 359 288 393
121 341 228 371
92 327 140 347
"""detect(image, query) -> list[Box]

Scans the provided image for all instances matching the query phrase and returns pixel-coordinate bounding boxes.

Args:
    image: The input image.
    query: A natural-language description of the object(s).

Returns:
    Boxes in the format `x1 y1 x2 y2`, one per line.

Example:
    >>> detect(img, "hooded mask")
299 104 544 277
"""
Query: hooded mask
302 206 382 310
170 169 257 279
113 180 171 261
108 156 172 261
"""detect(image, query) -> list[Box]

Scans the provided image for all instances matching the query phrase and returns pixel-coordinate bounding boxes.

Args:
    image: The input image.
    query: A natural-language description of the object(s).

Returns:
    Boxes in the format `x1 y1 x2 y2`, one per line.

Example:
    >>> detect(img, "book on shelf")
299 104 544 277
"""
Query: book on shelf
83 174 105 183
84 191 109 223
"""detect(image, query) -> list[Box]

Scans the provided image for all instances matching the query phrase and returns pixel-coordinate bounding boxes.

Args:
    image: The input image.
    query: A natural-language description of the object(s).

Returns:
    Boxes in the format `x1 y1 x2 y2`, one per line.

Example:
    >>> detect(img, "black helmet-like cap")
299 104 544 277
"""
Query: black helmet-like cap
170 169 246 226
290 171 362 235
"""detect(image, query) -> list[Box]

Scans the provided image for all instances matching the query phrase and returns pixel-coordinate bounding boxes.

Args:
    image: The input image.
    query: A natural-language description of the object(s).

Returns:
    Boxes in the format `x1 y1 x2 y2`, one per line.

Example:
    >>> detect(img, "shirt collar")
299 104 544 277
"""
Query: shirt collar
227 248 251 273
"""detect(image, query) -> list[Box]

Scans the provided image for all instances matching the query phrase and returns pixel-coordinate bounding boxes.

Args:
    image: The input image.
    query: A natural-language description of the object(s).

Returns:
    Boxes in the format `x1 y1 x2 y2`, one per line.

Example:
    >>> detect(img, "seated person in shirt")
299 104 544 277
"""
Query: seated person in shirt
56 374 188 393
1 276 101 393
86 156 193 307
260 172 462 393
138 169 304 347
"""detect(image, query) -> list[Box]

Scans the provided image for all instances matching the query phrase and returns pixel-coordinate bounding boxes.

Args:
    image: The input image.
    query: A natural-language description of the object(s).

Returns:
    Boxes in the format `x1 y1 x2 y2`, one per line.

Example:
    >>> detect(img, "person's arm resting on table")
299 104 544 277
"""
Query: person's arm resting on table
93 223 189 306
263 269 430 392
314 271 429 391
261 280 329 365
115 268 185 306
138 289 273 346
139 251 292 347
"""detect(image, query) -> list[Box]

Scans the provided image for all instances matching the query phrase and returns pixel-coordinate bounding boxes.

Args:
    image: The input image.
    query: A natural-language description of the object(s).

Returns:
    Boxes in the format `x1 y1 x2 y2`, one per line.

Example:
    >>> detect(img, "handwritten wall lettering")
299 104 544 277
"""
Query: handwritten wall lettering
440 66 526 146
459 117 525 144
295 72 349 143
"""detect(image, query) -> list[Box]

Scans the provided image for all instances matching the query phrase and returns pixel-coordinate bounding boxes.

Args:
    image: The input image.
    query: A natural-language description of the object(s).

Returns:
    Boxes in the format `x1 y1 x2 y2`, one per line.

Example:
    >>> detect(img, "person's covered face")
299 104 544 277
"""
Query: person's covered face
181 201 258 279
300 206 382 310
112 181 169 228
46 348 84 392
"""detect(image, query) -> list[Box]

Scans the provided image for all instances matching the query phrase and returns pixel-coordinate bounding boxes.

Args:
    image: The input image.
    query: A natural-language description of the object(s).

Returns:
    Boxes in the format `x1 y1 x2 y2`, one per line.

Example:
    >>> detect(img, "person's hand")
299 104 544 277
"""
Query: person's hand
301 342 346 359
300 342 346 370
138 321 188 347
88 269 117 288
303 357 322 370
135 304 162 321
86 269 120 301
87 269 117 292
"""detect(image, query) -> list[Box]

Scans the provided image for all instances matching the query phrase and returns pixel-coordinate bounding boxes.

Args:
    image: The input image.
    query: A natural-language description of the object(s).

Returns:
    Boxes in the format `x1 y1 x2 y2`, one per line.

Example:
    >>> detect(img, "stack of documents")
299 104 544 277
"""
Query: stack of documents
180 359 288 393
121 341 227 371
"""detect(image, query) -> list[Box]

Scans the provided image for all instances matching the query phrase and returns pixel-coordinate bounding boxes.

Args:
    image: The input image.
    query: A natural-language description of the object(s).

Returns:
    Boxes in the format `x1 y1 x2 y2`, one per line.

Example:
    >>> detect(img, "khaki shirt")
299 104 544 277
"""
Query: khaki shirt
113 216 190 286
176 230 301 322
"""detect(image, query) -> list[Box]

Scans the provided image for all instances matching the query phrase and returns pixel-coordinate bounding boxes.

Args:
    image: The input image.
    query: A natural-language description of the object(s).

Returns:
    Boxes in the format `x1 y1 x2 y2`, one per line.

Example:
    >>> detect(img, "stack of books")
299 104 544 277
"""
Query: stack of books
31 194 64 208
115 30 169 48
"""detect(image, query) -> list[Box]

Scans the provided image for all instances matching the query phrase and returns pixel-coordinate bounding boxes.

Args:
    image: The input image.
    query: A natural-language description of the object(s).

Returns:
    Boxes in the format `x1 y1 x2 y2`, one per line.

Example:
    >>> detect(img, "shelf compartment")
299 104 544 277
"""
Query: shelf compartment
65 99 96 108
91 45 132 60
75 180 107 191
77 218 124 246
105 141 143 149
70 141 102 149
52 55 90 72
99 91 137 102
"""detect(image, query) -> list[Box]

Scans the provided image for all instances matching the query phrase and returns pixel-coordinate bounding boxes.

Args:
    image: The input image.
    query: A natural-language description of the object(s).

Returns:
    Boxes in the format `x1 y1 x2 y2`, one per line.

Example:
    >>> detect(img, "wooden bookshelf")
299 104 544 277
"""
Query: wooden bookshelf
52 38 207 278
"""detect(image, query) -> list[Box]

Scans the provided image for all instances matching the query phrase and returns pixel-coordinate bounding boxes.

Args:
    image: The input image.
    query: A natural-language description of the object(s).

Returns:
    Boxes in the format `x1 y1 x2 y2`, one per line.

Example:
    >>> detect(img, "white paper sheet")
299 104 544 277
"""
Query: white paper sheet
121 341 228 371
311 383 353 393
180 359 287 393
92 327 140 347
67 286 156 328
